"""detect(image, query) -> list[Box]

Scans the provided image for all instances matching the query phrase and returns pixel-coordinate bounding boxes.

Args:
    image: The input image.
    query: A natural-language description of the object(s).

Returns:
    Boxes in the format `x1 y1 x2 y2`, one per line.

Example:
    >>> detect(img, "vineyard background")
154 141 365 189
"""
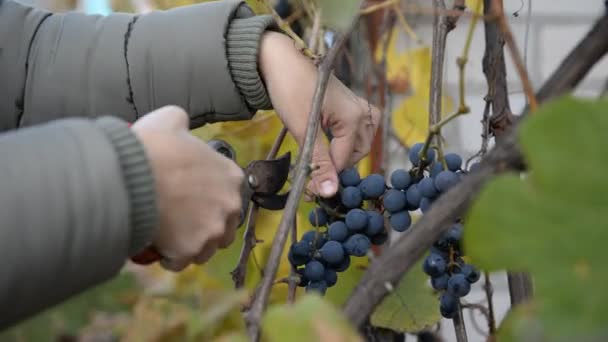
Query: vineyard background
4 0 607 341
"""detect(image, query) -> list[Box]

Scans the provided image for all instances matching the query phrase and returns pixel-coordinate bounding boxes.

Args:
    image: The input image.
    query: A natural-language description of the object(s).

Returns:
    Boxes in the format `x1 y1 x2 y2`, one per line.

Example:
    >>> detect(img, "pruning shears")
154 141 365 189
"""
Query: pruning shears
130 139 291 265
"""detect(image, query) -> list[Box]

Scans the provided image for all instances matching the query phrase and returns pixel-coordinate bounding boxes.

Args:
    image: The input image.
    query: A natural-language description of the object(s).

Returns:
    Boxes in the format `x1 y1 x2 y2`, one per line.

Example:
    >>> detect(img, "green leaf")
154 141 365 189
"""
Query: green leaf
370 260 440 333
465 96 608 340
0 272 137 341
316 0 361 32
262 295 363 342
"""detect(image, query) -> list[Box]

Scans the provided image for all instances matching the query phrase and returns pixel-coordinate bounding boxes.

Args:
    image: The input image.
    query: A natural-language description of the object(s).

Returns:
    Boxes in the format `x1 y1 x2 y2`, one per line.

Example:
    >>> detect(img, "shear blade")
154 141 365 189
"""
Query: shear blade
245 152 291 195
253 192 290 210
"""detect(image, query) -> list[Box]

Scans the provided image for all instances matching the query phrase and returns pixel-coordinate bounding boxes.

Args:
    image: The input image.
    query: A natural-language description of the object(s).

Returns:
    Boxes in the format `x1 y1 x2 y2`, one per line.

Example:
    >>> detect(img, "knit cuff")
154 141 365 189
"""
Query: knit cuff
96 117 158 255
226 14 276 111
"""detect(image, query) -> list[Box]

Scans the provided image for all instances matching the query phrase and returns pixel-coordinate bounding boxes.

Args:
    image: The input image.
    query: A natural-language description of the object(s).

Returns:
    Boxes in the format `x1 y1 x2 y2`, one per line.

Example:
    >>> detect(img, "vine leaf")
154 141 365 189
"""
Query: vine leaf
370 260 440 333
262 295 363 342
465 97 608 340
315 0 360 32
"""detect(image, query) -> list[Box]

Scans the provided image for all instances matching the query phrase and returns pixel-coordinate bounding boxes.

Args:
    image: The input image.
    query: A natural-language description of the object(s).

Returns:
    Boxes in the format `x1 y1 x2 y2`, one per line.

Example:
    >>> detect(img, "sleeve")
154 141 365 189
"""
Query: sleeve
0 0 276 131
0 116 157 329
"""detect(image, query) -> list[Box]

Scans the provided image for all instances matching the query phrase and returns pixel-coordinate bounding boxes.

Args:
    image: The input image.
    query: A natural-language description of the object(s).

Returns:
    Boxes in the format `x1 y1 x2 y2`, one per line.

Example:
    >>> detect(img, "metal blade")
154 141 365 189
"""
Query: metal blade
244 152 291 195
253 192 290 210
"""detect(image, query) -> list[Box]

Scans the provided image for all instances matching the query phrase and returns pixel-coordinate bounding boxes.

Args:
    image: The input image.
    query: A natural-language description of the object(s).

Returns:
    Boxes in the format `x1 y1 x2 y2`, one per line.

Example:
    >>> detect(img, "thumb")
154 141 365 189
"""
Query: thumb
133 105 189 132
310 134 339 198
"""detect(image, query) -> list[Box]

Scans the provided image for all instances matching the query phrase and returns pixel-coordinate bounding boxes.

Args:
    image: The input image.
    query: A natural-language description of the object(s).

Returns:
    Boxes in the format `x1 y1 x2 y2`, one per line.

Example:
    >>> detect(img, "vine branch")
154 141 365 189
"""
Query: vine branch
261 0 317 59
245 14 360 340
343 12 608 328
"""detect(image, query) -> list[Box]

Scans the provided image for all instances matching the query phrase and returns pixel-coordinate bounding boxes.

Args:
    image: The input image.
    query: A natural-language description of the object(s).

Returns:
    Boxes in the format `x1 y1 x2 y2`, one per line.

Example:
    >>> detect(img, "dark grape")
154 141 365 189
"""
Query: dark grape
447 274 471 297
418 177 439 198
420 197 432 213
460 264 480 284
319 241 345 265
304 260 325 282
389 211 411 232
341 186 363 209
343 234 371 257
445 223 463 244
365 211 384 236
440 292 458 318
306 280 328 295
469 162 481 172
360 174 386 198
328 221 349 242
339 167 361 187
423 253 447 277
345 208 368 232
333 254 351 272
324 269 338 287
383 189 406 213
288 249 309 266
430 162 444 178
308 208 328 227
274 0 291 18
444 153 462 171
409 143 436 166
406 184 422 209
291 240 311 257
370 232 388 245
296 268 308 287
390 169 411 190
431 273 449 290
434 171 459 192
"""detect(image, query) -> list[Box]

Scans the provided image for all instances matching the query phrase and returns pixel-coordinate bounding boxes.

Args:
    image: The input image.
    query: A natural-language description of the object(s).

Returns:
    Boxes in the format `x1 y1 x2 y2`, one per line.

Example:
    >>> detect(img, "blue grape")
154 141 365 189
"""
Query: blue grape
418 177 439 198
365 210 385 236
447 274 471 297
420 197 432 213
291 240 311 257
341 186 363 209
430 246 449 259
306 280 328 295
333 254 351 272
423 253 447 277
469 162 481 172
389 211 411 232
390 169 411 190
440 292 458 318
319 241 345 265
431 273 449 290
308 208 328 227
328 221 349 242
360 174 386 198
302 230 327 248
343 234 371 257
370 232 388 245
304 260 325 282
324 269 338 287
460 264 480 284
430 162 444 178
406 184 422 209
444 153 462 171
296 268 308 287
345 208 368 232
383 189 406 213
434 171 459 192
409 143 436 166
339 167 361 187
288 249 309 266
445 223 464 244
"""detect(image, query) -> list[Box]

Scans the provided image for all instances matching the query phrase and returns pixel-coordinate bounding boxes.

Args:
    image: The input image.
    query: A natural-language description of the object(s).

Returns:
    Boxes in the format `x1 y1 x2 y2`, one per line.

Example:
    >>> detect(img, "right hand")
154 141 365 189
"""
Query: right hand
131 106 244 272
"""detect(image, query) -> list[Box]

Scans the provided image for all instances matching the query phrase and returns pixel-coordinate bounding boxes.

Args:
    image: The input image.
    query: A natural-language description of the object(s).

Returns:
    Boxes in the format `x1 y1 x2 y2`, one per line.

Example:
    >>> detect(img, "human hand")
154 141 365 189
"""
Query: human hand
258 32 381 198
131 106 244 271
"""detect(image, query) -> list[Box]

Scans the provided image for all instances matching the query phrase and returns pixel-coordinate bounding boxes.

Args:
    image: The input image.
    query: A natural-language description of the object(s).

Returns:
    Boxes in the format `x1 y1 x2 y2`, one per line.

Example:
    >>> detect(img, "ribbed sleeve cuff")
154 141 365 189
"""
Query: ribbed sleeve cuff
226 15 276 111
95 117 158 255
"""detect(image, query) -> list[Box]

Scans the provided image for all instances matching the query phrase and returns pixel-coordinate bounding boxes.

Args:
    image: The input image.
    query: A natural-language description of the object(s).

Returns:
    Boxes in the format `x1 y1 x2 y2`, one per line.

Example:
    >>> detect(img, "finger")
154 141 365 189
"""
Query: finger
160 257 192 272
329 134 356 172
194 242 218 264
135 105 189 131
310 135 339 198
219 212 240 249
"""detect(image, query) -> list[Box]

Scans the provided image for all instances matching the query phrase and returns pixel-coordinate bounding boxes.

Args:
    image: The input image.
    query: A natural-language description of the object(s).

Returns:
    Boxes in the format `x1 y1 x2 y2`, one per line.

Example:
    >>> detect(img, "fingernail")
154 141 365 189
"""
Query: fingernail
320 180 337 197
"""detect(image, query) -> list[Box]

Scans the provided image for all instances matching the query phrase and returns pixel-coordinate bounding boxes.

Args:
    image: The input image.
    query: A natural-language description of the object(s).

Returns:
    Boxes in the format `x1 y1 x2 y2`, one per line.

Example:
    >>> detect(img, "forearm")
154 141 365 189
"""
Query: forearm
0 0 275 130
0 117 156 329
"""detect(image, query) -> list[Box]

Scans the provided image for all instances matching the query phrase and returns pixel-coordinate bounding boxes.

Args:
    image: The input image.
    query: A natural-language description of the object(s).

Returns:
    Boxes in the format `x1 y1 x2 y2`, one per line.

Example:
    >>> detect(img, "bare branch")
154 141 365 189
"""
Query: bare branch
484 272 497 336
446 0 466 32
244 15 361 340
343 13 608 327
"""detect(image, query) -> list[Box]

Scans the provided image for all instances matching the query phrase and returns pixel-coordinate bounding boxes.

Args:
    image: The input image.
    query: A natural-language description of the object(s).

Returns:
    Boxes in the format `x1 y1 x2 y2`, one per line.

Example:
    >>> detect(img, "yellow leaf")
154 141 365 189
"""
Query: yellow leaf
466 0 483 15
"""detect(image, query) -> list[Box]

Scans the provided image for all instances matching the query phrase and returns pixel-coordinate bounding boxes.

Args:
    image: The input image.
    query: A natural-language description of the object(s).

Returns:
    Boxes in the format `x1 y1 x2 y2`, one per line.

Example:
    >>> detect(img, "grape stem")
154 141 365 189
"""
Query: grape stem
342 12 608 327
484 272 497 336
244 11 360 340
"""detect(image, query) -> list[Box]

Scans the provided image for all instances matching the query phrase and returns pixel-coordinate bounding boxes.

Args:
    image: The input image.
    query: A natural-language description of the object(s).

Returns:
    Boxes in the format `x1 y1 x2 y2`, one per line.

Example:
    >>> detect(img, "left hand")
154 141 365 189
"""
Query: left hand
259 32 381 199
